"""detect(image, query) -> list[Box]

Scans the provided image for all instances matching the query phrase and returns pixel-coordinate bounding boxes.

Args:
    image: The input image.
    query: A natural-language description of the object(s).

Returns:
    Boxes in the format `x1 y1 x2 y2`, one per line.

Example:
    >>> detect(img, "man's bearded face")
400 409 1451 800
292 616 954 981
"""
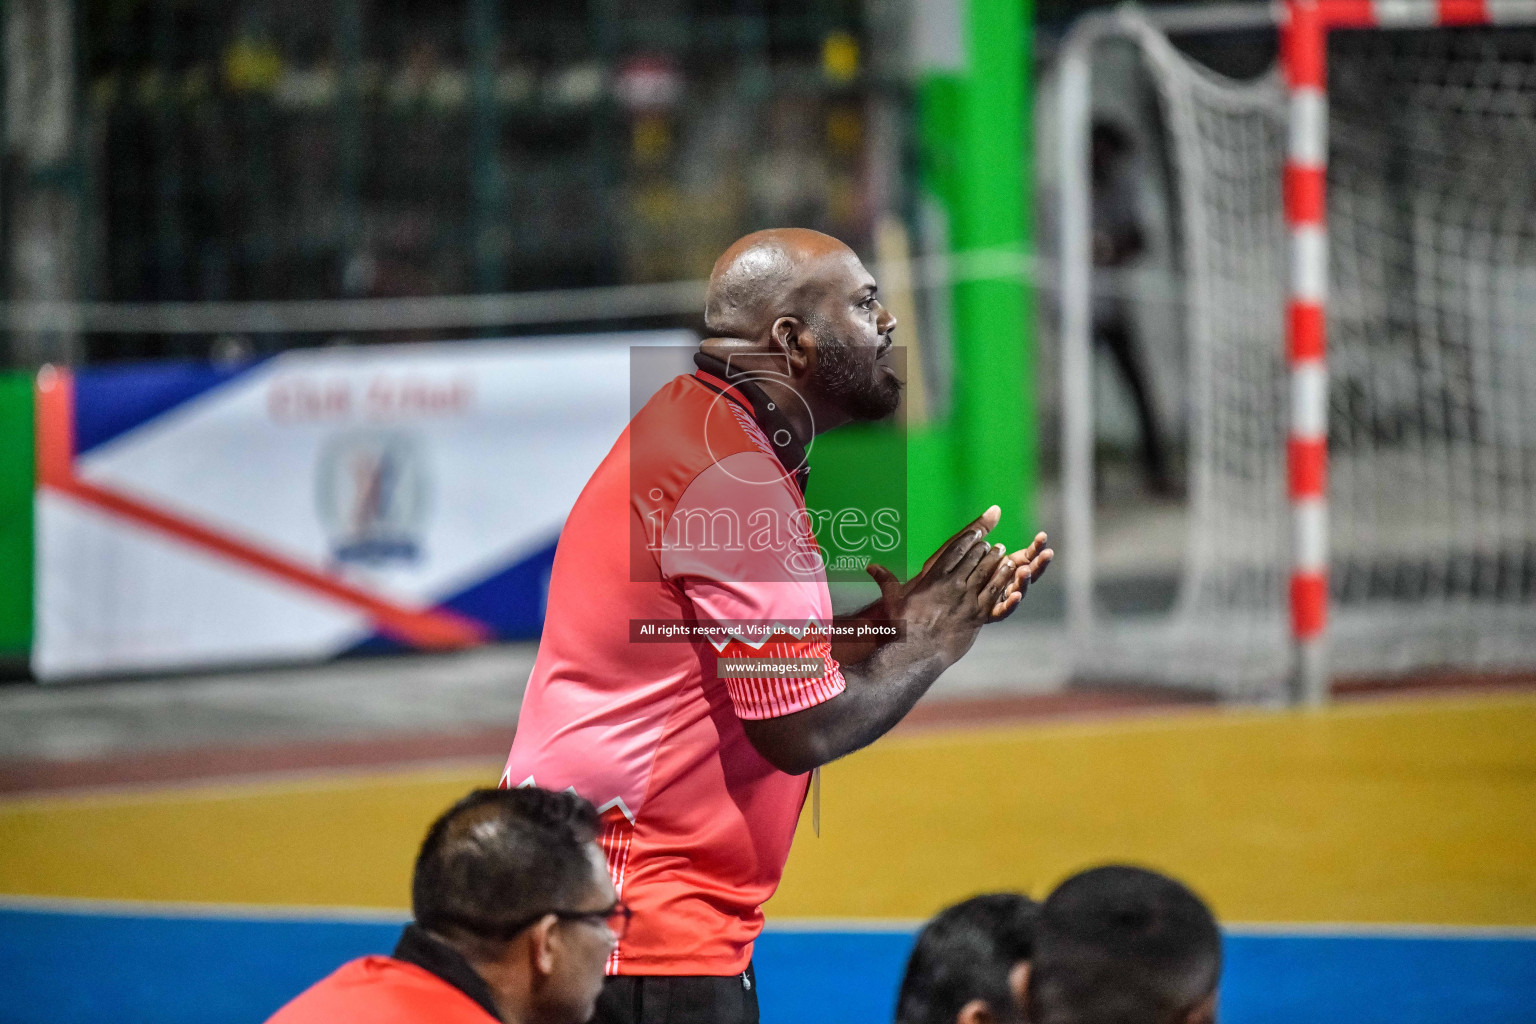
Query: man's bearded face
811 315 903 422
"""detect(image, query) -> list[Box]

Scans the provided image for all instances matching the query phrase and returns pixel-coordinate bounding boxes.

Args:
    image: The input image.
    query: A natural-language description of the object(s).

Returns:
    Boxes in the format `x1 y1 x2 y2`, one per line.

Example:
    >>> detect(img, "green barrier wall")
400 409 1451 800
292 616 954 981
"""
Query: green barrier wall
0 372 35 659
812 0 1033 579
918 0 1033 556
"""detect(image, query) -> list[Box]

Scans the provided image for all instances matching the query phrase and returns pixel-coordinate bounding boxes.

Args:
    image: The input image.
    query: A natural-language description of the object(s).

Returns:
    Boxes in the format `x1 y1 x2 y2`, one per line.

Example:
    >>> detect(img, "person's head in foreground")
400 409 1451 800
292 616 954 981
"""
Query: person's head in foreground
895 893 1039 1024
266 786 622 1024
703 226 901 433
1028 865 1221 1024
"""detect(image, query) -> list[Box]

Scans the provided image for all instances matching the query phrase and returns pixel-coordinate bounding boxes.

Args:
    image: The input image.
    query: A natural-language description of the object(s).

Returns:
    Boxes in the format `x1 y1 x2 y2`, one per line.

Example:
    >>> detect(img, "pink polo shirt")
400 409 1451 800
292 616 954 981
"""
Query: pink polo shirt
503 368 844 976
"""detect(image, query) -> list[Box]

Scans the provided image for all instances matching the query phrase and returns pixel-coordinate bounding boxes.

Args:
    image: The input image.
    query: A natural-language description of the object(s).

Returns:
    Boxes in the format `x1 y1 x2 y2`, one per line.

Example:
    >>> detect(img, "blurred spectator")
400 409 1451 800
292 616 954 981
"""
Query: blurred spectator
895 893 1039 1024
1092 120 1175 496
78 5 891 361
750 96 830 230
1028 865 1221 1024
265 787 625 1024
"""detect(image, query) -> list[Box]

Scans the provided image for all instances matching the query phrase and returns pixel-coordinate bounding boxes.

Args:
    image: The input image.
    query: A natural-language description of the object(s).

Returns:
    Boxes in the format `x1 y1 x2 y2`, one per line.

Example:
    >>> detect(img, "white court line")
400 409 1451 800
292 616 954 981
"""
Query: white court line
763 918 927 933
2 897 1532 941
0 755 502 810
1223 921 1536 940
0 893 407 922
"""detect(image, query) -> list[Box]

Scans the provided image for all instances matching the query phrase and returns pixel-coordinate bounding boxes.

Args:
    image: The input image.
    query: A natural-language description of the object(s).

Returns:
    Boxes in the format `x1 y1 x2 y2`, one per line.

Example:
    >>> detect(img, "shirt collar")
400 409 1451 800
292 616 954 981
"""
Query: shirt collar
692 350 811 494
393 923 503 1021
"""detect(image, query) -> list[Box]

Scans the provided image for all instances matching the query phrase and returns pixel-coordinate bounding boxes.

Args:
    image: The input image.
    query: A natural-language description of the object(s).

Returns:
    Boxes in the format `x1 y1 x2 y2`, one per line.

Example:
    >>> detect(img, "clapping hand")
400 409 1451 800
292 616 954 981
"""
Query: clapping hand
865 506 1053 628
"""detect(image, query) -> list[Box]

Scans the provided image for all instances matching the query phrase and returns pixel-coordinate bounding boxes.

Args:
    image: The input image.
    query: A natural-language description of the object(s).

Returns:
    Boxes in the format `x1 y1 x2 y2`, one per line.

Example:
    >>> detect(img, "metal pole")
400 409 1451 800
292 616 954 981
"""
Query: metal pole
3 0 80 366
467 0 502 296
1282 0 1330 705
336 0 363 299
1058 23 1096 642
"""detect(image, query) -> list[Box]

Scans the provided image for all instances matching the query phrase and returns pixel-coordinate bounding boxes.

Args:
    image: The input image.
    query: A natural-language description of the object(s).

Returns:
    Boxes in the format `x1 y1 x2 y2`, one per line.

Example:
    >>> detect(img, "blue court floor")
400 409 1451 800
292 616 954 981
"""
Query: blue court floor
2 905 1533 1024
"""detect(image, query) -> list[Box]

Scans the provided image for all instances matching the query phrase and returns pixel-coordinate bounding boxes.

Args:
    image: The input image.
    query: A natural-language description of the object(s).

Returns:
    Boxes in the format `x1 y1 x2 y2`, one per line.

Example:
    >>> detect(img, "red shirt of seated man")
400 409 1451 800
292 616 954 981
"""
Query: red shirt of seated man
267 787 623 1024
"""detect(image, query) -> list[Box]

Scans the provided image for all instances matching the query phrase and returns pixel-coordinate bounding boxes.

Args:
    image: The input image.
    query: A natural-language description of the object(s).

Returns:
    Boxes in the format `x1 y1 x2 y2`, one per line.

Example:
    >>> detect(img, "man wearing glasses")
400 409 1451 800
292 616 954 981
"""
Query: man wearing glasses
267 787 630 1024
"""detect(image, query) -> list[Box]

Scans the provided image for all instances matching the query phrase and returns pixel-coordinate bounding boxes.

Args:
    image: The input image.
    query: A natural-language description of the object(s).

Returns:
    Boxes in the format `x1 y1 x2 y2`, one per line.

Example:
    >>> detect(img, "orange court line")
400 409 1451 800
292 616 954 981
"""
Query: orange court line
9 680 1533 798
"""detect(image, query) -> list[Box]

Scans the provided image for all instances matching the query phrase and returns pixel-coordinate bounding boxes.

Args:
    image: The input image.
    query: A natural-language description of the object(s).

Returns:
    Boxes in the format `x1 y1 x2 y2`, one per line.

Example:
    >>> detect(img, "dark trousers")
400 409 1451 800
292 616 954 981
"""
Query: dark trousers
593 964 759 1024
1097 313 1172 492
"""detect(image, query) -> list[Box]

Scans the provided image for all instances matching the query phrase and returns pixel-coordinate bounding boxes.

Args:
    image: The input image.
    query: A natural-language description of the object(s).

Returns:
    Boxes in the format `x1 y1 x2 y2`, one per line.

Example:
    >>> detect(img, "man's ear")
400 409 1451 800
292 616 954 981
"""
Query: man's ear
1008 961 1031 1012
769 316 811 374
528 915 559 978
955 998 995 1024
1181 991 1217 1024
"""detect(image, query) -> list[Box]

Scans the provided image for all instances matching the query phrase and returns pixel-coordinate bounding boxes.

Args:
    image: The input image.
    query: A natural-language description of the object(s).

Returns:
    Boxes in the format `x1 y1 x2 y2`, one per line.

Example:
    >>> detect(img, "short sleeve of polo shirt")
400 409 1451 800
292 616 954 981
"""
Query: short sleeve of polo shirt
660 451 846 720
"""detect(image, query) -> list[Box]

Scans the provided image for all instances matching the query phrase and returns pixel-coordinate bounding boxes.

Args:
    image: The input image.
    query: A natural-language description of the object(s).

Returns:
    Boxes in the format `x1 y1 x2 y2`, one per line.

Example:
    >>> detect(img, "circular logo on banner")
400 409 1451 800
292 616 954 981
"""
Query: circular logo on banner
316 431 430 566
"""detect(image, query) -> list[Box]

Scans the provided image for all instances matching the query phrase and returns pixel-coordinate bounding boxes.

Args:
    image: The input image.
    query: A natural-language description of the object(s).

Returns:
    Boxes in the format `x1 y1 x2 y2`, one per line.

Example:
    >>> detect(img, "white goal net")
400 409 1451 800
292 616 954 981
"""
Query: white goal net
1062 8 1536 696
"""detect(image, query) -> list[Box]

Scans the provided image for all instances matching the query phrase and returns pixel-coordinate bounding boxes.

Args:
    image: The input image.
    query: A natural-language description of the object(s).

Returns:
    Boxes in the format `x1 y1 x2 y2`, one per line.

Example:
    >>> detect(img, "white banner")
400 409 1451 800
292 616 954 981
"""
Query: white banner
34 331 695 679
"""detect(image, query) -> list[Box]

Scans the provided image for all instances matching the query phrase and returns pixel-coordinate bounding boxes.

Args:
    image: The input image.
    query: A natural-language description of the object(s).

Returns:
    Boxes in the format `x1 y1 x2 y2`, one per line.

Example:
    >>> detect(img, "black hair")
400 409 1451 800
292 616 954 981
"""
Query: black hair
1028 865 1221 1024
412 787 601 953
895 893 1040 1024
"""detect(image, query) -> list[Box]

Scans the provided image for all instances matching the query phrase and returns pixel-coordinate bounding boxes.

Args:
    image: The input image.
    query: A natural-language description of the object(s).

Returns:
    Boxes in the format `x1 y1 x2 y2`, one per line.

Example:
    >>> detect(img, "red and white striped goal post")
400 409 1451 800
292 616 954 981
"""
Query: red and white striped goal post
1281 0 1536 703
1058 0 1536 704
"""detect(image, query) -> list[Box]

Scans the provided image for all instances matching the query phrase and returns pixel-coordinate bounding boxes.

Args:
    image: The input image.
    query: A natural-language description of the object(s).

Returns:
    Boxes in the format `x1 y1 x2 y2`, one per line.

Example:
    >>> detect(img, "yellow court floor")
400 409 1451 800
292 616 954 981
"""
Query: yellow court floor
1 691 1533 927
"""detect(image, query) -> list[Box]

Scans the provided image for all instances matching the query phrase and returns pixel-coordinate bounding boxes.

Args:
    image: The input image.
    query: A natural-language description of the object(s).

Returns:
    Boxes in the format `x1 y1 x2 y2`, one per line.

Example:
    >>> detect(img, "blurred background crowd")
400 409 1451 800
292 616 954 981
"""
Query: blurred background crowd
13 0 925 360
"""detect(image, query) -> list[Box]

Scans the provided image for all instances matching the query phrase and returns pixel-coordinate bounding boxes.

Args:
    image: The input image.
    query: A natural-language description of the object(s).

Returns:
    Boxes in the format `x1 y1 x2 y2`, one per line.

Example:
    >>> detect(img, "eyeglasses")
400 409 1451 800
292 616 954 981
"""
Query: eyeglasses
440 900 633 943
553 901 633 942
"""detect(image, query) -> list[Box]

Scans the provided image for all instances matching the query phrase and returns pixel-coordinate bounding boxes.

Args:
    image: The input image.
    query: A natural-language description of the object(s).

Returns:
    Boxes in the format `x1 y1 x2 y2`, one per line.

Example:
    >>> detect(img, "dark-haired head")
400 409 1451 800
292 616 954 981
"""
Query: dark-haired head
413 786 602 951
1027 866 1221 1024
896 893 1039 1024
411 787 615 1024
